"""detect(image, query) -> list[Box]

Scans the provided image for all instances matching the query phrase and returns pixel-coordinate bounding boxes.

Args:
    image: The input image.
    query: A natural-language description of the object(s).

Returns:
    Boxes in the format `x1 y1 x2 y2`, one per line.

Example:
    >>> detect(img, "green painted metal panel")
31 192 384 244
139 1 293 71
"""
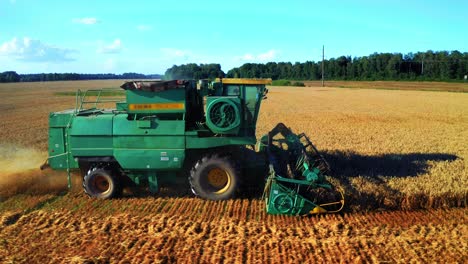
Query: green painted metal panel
71 148 114 157
48 128 67 169
49 128 65 155
113 136 184 149
48 127 79 169
67 115 114 157
49 110 74 127
116 102 128 111
185 136 256 149
112 115 186 169
114 149 184 170
70 115 113 136
126 89 186 114
126 88 185 104
48 155 69 169
70 136 113 156
70 136 113 148
113 115 184 135
113 115 185 149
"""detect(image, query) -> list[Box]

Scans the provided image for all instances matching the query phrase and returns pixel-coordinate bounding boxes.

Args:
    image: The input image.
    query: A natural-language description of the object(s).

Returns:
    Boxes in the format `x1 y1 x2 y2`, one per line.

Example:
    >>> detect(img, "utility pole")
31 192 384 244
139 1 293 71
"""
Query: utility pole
321 45 324 87
421 54 424 75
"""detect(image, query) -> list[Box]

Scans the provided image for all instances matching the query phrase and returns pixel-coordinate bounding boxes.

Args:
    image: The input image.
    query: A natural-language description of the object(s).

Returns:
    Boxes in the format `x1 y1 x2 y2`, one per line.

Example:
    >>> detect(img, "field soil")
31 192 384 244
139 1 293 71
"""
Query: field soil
0 192 466 263
0 80 467 262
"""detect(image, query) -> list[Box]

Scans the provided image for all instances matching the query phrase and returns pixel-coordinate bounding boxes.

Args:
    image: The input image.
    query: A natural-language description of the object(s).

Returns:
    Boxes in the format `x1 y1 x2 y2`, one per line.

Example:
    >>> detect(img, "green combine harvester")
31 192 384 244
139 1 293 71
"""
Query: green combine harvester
42 78 344 215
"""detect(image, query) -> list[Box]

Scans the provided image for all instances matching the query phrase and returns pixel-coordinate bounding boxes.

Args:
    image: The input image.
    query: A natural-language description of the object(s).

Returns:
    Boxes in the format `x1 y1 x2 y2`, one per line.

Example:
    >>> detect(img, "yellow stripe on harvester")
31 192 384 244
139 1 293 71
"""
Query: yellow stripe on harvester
215 78 272 85
128 102 185 111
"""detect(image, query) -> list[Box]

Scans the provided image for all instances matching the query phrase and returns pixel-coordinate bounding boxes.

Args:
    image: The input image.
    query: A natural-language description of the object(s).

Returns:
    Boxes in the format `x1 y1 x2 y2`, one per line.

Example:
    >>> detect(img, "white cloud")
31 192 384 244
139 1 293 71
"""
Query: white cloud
257 50 277 61
97 39 122 54
160 48 191 59
241 54 254 60
0 37 76 62
73 17 99 25
237 49 279 62
137 25 152 31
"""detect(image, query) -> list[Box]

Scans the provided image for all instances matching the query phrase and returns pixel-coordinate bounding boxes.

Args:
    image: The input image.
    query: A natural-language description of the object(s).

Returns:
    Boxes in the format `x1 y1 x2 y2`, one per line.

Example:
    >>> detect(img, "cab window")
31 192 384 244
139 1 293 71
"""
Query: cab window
224 85 240 96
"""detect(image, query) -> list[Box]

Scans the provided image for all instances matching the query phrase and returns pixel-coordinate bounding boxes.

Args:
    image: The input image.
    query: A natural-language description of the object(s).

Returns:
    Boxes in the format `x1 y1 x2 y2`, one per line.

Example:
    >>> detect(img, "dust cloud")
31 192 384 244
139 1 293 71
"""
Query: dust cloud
0 144 45 175
0 144 68 199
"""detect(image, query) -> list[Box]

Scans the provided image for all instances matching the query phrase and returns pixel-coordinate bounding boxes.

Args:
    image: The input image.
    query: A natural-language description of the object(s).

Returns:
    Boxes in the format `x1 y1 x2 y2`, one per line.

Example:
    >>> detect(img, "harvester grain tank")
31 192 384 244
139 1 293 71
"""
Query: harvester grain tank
43 78 344 215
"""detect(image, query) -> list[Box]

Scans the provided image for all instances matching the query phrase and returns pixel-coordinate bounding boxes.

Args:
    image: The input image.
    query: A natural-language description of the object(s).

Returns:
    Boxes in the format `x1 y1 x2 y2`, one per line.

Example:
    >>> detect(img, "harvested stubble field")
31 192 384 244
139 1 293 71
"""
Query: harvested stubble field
0 80 467 262
0 192 467 263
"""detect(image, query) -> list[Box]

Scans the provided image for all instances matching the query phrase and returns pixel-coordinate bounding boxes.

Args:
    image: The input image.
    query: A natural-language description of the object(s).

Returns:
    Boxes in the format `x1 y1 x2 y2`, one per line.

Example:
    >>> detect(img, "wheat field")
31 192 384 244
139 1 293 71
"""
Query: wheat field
259 85 468 211
0 80 467 262
1 194 466 263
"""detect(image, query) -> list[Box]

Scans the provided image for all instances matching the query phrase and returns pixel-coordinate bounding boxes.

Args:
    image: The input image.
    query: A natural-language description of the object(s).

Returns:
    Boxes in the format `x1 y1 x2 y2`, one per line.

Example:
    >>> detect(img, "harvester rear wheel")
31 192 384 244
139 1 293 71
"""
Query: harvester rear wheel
83 167 120 199
189 154 240 200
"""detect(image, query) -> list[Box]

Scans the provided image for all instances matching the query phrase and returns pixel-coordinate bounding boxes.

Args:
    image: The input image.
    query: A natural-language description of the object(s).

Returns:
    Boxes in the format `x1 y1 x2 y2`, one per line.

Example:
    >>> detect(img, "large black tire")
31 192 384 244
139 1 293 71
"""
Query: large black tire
83 167 120 199
189 154 240 200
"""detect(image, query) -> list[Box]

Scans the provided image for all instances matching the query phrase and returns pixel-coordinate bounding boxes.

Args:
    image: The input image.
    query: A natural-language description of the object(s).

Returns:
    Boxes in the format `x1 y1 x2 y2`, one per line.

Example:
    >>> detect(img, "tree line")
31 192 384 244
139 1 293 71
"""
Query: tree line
0 72 162 83
227 51 468 81
1 51 467 83
164 63 225 80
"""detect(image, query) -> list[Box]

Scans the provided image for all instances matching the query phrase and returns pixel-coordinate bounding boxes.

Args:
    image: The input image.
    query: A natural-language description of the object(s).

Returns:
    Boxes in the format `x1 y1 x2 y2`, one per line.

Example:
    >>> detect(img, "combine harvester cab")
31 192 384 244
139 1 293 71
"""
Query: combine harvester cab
43 78 344 215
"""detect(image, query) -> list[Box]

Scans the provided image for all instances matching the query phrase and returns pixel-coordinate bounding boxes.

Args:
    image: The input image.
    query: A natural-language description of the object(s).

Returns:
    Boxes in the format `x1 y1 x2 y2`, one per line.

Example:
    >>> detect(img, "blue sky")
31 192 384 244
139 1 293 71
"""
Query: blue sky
0 0 466 74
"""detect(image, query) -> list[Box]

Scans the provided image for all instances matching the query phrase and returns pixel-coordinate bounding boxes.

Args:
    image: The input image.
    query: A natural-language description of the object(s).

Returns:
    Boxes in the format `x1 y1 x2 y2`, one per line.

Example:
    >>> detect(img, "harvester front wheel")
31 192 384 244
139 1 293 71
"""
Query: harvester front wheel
83 168 120 199
190 154 240 200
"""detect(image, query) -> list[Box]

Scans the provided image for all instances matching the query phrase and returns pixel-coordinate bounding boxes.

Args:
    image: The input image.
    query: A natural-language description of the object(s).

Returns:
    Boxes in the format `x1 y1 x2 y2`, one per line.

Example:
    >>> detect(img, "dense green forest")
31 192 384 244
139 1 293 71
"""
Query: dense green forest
227 51 468 81
0 72 162 83
164 63 225 80
1 51 467 83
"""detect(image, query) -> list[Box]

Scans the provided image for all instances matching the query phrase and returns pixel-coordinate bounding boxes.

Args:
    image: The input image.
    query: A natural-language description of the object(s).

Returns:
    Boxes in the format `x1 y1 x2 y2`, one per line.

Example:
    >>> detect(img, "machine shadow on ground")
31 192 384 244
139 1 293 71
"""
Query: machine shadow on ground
322 151 459 211
323 151 458 178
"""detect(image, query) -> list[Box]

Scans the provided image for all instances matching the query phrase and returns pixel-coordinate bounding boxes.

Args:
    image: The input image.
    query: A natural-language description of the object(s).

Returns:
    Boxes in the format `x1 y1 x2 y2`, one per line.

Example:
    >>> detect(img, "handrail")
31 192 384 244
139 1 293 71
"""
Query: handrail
75 88 125 112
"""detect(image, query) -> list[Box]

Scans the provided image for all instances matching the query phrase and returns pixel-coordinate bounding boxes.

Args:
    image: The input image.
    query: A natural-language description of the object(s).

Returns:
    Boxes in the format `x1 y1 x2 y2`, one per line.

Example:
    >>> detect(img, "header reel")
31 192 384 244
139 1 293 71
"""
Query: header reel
262 123 345 215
